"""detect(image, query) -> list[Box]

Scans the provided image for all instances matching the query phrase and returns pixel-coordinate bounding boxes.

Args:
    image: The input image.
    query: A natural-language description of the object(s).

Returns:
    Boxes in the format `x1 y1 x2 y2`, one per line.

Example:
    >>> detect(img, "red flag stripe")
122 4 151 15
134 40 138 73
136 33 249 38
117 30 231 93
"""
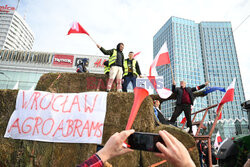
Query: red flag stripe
216 78 235 120
132 52 141 59
67 22 89 36
149 42 170 76
220 89 234 104
156 52 170 66
217 136 222 143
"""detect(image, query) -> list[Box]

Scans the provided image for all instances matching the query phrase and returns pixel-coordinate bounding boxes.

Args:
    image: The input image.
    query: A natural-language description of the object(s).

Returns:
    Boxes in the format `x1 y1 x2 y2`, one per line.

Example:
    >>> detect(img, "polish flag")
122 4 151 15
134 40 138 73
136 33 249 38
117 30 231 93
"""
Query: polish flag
214 131 222 148
147 76 172 99
216 78 236 120
136 76 172 99
67 22 89 35
132 52 141 59
149 42 170 76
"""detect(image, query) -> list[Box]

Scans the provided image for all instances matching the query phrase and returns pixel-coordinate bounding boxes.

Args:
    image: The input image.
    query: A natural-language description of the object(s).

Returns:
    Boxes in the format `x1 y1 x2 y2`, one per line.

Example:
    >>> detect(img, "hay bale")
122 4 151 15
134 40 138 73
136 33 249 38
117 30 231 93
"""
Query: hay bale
98 92 154 167
36 73 118 92
35 73 59 91
102 92 155 143
50 143 97 167
0 90 19 167
141 125 200 167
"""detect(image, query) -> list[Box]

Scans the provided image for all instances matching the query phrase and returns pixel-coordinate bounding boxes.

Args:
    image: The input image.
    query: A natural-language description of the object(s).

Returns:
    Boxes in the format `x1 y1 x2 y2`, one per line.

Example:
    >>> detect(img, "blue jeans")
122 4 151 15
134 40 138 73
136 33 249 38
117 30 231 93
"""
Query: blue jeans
122 75 136 92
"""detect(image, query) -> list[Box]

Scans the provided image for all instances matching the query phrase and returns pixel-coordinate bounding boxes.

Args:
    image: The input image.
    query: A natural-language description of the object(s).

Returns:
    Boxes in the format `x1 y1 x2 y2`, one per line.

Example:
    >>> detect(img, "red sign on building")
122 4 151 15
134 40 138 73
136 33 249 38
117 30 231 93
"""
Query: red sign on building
53 54 74 67
0 5 15 13
94 59 107 68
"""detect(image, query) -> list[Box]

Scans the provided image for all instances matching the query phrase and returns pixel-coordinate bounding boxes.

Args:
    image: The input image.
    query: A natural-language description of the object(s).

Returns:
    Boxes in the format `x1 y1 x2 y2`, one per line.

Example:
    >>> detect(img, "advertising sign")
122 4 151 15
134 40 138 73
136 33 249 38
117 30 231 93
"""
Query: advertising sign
0 5 15 13
53 54 74 67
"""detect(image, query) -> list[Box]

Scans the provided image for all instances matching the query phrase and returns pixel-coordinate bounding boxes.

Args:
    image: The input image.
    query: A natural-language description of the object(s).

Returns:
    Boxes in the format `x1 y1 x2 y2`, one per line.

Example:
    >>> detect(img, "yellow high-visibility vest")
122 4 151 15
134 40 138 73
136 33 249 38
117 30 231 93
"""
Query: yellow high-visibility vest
104 65 110 74
108 50 117 67
123 59 138 77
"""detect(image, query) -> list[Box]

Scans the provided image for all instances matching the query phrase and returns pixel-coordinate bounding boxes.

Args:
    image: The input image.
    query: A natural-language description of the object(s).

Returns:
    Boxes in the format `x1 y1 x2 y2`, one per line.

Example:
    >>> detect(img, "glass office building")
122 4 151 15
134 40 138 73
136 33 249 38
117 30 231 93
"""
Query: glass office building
153 17 208 124
153 16 248 138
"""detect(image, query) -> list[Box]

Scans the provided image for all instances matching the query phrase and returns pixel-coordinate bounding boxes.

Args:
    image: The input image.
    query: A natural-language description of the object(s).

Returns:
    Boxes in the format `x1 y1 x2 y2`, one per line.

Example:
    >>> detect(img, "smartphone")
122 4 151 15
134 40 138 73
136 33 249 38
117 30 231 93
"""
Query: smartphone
127 132 165 152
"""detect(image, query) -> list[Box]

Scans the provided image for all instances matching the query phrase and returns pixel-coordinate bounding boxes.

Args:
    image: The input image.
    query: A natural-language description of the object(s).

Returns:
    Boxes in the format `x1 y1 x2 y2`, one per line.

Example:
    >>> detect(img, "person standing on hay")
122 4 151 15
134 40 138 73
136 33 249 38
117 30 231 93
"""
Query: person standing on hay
122 51 142 92
169 80 209 134
97 43 124 92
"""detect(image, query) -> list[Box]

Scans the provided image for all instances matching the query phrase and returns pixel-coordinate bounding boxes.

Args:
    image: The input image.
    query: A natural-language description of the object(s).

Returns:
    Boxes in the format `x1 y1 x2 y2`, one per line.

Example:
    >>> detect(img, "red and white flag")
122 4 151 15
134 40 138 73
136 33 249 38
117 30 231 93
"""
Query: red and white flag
216 78 236 120
136 76 172 99
142 42 172 99
149 42 170 76
214 131 223 148
67 22 89 35
147 76 172 99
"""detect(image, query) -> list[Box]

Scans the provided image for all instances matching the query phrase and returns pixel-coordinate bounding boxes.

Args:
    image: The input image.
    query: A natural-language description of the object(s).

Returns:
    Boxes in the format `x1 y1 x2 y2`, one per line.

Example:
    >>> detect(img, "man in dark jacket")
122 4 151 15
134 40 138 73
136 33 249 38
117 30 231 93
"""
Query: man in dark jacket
169 80 209 134
153 100 168 125
97 43 124 92
122 51 142 92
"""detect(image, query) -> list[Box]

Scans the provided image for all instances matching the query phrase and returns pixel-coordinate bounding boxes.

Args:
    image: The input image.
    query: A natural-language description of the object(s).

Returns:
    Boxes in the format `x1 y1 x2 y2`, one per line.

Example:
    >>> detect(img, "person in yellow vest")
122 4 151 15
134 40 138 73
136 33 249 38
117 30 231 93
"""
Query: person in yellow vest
122 51 142 92
103 60 110 76
97 43 124 92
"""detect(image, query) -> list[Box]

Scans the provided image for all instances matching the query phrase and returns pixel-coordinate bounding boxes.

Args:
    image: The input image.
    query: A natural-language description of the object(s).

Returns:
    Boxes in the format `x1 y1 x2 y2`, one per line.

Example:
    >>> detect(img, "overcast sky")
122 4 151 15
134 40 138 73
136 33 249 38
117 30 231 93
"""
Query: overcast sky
2 0 250 100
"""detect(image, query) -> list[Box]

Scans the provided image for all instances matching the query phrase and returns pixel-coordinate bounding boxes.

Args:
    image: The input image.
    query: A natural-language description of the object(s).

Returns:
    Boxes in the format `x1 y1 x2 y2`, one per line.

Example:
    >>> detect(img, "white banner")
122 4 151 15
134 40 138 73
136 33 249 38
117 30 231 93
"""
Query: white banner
4 90 107 144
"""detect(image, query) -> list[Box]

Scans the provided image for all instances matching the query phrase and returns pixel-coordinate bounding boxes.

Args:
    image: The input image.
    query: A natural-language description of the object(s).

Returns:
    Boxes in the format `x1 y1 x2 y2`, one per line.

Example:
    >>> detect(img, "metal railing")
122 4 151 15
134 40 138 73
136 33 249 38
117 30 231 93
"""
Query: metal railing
181 103 223 167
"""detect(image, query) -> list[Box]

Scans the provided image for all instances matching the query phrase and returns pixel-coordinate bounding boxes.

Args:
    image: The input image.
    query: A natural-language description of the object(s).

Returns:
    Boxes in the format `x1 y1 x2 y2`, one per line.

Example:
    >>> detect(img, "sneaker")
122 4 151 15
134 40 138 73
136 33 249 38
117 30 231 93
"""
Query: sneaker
117 89 122 92
183 127 190 133
106 89 110 92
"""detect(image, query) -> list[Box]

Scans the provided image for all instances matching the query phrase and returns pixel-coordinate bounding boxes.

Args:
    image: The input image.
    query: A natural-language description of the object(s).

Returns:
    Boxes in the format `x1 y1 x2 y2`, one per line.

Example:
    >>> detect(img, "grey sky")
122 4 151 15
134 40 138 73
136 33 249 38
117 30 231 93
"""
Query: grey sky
1 0 250 100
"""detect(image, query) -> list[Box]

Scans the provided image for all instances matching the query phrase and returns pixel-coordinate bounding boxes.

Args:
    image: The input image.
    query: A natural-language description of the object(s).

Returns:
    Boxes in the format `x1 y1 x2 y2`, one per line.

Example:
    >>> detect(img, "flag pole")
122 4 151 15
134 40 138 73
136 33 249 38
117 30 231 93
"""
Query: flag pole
88 35 97 45
169 63 174 81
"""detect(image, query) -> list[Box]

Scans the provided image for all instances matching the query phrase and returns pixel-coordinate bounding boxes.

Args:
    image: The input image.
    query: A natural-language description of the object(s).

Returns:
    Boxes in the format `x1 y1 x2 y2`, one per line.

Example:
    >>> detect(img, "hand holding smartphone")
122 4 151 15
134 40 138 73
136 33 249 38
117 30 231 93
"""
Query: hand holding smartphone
127 132 165 152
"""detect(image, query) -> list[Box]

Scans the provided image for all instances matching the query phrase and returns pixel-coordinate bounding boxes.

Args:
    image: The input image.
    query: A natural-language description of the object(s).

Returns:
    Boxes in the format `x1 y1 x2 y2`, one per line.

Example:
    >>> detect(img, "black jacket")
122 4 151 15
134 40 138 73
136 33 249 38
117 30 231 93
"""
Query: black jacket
154 107 168 125
99 43 124 67
172 84 206 105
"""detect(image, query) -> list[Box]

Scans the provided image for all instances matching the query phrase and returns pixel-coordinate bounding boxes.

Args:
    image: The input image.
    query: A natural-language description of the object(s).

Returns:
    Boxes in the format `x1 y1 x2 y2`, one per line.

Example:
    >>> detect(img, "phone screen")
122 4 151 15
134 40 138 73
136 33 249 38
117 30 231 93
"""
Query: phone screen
127 132 164 152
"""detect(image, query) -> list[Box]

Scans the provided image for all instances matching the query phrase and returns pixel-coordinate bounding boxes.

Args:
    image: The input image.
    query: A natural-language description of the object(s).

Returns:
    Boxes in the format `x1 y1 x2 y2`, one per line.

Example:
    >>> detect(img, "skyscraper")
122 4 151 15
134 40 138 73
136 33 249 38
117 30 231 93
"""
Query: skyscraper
153 16 248 138
0 8 34 50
